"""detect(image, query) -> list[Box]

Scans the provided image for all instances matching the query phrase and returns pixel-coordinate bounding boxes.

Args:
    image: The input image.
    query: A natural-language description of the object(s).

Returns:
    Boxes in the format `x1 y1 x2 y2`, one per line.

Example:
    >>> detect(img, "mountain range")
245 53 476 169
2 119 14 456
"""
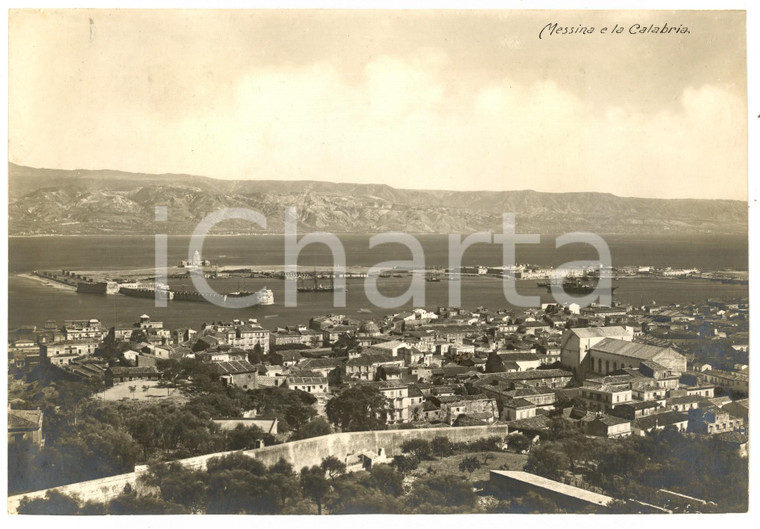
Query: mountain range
8 163 747 236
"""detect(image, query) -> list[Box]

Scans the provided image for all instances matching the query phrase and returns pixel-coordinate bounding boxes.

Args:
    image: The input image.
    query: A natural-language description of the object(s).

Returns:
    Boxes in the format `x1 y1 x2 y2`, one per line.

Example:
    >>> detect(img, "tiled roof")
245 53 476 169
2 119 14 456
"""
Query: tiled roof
504 397 535 408
500 369 572 380
346 353 396 366
591 338 675 360
497 352 542 361
299 358 343 369
506 415 552 430
634 411 688 430
212 360 258 375
369 340 406 350
278 350 304 361
667 395 709 406
618 400 661 410
109 366 159 376
568 326 628 339
8 409 42 430
592 414 631 427
287 376 328 385
408 386 424 398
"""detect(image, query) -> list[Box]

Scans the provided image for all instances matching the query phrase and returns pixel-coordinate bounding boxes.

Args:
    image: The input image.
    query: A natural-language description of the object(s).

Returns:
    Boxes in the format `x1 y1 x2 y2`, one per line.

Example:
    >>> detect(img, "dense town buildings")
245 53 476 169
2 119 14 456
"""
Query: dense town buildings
7 293 750 513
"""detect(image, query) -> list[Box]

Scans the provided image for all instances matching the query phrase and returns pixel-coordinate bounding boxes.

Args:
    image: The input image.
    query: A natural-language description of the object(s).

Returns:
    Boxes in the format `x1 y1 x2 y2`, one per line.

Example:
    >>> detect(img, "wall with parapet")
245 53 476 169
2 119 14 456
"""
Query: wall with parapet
8 424 508 514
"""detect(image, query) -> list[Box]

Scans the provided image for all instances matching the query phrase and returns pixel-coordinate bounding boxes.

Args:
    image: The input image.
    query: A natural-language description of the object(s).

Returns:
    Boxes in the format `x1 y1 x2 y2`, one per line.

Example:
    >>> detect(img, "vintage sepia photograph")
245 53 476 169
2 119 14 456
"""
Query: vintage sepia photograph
5 5 751 516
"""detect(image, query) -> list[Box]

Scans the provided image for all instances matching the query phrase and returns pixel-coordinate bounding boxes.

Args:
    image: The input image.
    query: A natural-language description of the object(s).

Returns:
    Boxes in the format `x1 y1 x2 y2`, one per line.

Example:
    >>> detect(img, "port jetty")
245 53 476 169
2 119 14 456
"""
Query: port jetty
28 262 747 304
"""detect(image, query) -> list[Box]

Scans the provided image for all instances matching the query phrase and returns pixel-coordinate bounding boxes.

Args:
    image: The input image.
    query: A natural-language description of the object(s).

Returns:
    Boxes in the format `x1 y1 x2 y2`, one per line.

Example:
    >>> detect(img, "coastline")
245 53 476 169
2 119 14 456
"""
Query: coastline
16 272 78 292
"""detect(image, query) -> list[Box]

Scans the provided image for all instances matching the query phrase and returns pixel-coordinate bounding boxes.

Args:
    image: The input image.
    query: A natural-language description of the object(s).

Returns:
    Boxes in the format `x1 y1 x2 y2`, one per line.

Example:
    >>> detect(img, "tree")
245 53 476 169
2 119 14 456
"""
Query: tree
485 352 506 373
327 366 345 388
204 454 301 514
141 462 209 513
431 435 452 459
128 385 137 400
248 343 263 365
320 455 347 480
17 490 81 515
290 417 332 441
225 424 265 450
368 464 404 496
458 456 482 479
401 438 431 460
508 433 532 453
546 417 584 441
392 454 419 474
129 329 148 343
108 492 187 514
326 479 402 514
406 474 478 513
248 386 318 432
526 443 571 480
326 384 389 431
300 465 331 514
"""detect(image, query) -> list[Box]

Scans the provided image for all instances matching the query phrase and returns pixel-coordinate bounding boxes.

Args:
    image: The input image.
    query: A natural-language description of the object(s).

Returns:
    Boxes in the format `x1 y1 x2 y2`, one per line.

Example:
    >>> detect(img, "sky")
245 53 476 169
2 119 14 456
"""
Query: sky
8 9 747 200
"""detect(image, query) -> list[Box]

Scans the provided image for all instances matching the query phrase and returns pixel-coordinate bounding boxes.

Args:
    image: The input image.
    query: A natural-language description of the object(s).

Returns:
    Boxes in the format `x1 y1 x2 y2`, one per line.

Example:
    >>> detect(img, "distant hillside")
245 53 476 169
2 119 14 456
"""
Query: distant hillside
7 163 747 235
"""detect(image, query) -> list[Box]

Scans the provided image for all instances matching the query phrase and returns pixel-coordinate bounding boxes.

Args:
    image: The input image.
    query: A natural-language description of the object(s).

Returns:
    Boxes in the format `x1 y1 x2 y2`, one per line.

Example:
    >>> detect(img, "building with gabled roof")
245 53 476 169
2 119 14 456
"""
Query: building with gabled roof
688 406 745 435
480 369 573 389
588 338 686 376
632 411 688 435
105 366 161 385
579 379 633 413
212 360 261 389
585 414 632 438
366 340 408 357
346 353 403 381
610 400 663 420
501 397 537 421
8 407 44 447
560 326 633 378
285 376 328 394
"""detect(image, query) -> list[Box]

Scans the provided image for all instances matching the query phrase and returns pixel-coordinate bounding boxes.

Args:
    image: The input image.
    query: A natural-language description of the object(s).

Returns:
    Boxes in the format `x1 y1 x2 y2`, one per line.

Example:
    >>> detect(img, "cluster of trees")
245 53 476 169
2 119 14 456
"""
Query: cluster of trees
8 363 327 495
8 398 269 494
389 435 504 474
17 452 482 515
683 338 748 372
325 384 389 431
525 418 748 512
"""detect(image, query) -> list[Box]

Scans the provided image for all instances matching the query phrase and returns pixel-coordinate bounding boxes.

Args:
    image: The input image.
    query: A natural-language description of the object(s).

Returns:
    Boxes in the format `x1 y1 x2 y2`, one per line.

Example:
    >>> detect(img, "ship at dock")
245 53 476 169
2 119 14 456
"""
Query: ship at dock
226 287 275 305
297 272 345 293
542 277 617 295
169 287 275 305
76 281 121 295
119 282 175 301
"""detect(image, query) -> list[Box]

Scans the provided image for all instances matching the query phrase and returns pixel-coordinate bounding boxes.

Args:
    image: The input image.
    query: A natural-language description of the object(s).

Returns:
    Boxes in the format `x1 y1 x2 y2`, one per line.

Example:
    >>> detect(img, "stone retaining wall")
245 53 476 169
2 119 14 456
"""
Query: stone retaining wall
8 424 508 514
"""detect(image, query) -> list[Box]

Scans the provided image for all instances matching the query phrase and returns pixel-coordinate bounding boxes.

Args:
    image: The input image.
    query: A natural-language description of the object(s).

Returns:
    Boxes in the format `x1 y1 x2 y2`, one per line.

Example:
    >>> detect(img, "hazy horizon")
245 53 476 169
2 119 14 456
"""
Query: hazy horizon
8 161 748 202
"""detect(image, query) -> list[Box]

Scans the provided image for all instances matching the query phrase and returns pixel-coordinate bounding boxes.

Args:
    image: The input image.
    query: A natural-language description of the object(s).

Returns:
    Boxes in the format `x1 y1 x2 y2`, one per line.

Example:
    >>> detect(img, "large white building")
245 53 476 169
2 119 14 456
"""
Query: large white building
560 326 633 378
